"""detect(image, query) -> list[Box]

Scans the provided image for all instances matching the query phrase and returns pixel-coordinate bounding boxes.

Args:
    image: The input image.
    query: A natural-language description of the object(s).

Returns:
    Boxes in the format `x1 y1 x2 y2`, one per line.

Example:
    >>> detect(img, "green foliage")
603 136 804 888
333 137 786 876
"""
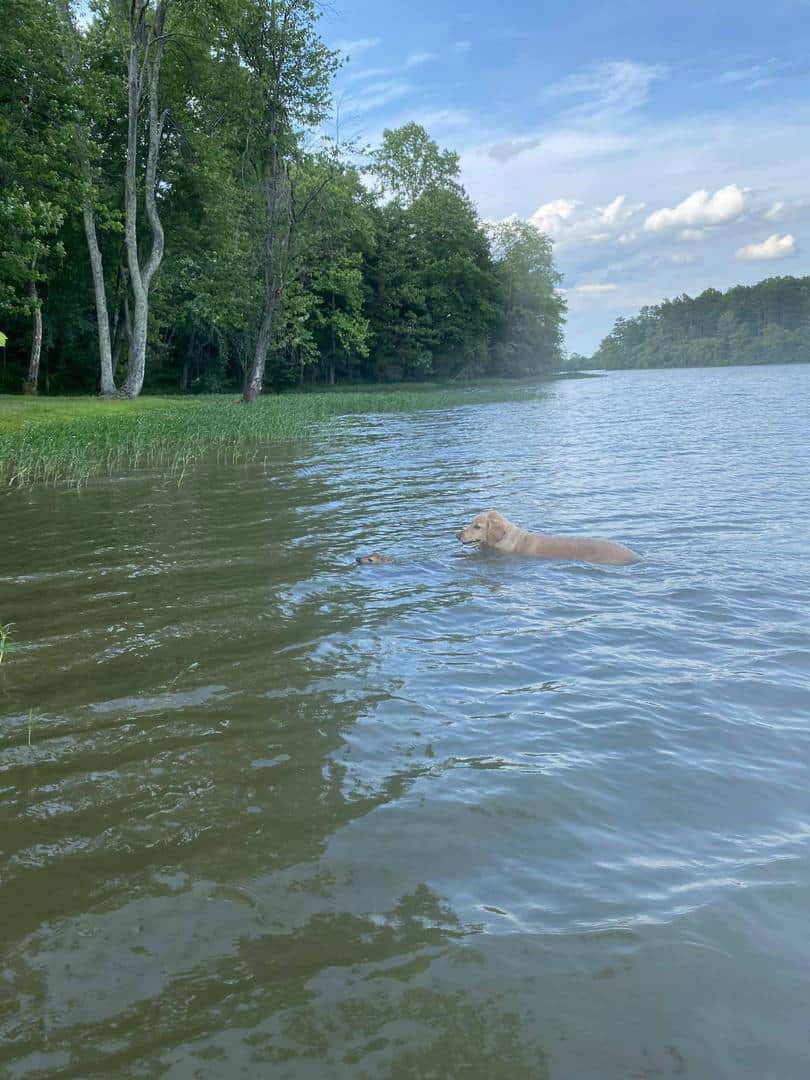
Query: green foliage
370 121 462 205
0 0 81 315
0 6 565 395
488 218 566 376
589 277 810 369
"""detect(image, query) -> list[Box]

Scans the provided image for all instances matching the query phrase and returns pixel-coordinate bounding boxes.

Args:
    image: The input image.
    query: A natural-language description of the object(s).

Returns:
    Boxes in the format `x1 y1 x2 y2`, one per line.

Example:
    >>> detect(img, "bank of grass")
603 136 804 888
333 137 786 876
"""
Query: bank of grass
0 382 541 488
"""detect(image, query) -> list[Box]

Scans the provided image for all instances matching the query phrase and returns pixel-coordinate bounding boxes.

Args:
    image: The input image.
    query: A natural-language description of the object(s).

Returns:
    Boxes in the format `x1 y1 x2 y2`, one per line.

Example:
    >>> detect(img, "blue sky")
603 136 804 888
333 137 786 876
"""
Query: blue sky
323 0 810 353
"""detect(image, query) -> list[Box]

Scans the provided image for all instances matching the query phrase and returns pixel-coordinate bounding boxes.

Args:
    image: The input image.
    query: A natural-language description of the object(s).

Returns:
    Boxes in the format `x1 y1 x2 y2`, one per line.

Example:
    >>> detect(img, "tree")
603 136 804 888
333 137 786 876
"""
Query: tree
218 0 338 403
0 0 80 392
0 7 571 395
285 160 373 385
488 218 566 375
370 121 461 206
364 124 501 381
589 277 810 369
117 0 173 398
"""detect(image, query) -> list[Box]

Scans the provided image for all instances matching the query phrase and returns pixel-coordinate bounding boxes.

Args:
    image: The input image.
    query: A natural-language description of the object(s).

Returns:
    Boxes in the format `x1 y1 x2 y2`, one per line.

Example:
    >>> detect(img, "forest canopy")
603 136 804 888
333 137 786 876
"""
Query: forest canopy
579 277 810 371
0 0 566 398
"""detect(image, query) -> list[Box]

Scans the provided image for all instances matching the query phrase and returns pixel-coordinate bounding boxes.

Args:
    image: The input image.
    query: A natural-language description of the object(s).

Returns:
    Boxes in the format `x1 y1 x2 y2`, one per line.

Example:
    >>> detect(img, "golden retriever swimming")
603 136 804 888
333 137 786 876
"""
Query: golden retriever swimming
356 552 395 565
458 510 639 565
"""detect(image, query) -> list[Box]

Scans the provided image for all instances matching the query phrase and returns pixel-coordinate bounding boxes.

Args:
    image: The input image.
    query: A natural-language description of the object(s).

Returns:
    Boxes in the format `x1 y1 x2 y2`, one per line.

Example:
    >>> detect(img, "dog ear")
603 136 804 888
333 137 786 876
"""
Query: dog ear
486 511 506 544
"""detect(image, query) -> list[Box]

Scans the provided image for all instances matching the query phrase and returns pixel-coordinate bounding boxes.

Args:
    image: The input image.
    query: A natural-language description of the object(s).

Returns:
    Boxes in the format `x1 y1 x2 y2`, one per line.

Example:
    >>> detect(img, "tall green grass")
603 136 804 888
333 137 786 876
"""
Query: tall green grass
0 384 540 488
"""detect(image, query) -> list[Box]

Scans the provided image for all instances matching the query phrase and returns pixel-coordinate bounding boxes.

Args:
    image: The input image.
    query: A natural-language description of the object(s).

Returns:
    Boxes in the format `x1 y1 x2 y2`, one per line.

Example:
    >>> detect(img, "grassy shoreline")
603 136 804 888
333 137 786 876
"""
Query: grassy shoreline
0 383 543 489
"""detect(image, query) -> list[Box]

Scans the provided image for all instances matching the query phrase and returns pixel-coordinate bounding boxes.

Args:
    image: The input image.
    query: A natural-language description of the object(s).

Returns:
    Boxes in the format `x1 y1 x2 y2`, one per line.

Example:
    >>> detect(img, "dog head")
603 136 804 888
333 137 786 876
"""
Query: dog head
457 510 508 546
356 552 394 564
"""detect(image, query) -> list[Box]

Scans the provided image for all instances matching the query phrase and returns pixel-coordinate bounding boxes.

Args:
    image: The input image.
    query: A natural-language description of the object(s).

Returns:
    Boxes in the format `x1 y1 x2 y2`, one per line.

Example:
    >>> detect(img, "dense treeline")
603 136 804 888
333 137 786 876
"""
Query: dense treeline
0 0 565 399
581 277 810 370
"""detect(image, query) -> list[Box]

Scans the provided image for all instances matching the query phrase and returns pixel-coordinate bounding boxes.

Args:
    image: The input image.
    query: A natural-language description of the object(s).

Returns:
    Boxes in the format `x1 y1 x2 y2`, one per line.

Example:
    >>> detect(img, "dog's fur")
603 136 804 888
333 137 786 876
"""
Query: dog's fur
458 510 639 565
356 552 395 565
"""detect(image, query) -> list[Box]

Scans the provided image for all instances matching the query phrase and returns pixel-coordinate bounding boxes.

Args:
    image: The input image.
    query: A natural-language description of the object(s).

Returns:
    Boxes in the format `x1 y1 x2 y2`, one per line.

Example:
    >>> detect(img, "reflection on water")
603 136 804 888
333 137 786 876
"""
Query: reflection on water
2 365 810 1077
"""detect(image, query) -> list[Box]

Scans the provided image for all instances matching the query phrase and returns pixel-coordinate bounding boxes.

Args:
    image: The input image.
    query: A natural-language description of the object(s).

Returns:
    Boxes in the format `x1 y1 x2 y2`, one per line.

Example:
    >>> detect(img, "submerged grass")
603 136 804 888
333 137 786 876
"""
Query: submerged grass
0 622 13 664
0 383 541 488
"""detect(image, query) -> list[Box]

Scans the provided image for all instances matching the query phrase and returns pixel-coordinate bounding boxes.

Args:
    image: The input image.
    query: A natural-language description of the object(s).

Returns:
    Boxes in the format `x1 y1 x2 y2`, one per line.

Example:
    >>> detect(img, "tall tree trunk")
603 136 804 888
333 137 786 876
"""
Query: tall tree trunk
243 299 277 402
25 279 42 394
119 0 169 399
111 275 131 378
242 141 296 403
83 206 116 395
55 0 117 395
329 291 336 385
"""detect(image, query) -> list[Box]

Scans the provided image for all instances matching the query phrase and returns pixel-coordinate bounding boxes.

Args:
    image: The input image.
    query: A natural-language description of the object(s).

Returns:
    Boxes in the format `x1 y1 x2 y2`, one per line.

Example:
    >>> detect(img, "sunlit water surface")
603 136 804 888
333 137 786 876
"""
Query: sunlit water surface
1 365 809 1078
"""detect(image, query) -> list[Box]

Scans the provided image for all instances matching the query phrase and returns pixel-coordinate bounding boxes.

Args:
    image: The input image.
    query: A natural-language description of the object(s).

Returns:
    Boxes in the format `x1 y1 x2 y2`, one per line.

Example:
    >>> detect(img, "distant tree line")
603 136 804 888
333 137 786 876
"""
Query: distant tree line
0 0 565 399
581 277 810 370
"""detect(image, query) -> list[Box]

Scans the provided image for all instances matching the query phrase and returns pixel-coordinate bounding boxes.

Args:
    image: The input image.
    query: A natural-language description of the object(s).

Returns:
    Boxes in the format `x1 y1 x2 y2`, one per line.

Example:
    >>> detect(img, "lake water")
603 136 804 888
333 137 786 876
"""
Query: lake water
1 364 809 1078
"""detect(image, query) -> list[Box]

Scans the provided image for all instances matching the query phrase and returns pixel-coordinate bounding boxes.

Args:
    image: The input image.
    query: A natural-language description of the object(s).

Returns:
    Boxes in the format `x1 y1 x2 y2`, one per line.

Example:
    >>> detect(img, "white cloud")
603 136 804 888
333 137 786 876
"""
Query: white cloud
764 200 784 220
546 60 667 117
575 283 619 294
405 51 437 68
679 228 704 241
343 79 413 115
735 233 796 261
345 66 393 83
411 107 472 131
719 63 766 84
595 194 645 230
452 74 810 352
521 191 647 247
671 253 698 265
644 184 745 231
334 37 381 59
718 59 788 90
528 198 580 236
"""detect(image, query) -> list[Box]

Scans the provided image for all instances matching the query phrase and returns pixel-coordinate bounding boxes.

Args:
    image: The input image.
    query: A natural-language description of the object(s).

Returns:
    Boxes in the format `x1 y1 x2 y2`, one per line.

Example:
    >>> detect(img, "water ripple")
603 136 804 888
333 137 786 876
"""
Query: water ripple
1 366 809 1077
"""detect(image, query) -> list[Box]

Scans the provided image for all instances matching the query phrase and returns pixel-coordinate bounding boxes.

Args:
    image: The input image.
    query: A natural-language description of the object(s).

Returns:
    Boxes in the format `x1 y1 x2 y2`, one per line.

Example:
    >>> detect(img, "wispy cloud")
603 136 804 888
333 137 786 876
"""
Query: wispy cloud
405 51 437 68
411 107 472 131
333 37 381 59
764 200 784 220
545 60 667 117
343 79 412 116
644 184 745 231
735 233 796 260
345 66 393 83
717 58 788 90
575 283 619 294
